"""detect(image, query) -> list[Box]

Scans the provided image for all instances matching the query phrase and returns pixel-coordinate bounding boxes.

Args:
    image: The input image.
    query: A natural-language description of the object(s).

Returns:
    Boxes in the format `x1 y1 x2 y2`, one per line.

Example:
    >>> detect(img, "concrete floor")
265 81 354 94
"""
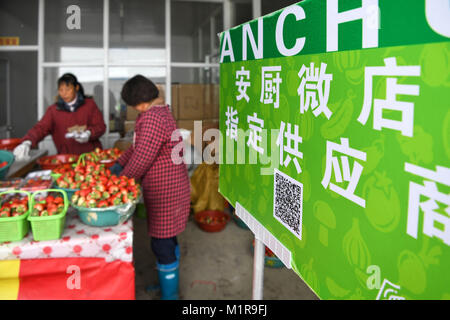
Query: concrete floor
132 211 319 300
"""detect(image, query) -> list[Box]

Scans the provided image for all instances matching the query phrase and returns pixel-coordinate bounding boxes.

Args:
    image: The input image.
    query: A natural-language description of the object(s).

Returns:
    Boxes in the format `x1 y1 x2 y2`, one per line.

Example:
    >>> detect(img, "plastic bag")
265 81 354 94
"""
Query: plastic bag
190 162 225 214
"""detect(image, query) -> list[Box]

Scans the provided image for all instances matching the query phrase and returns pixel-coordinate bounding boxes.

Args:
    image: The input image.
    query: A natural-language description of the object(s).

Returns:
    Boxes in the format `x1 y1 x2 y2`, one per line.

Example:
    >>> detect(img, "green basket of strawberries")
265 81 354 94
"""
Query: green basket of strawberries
0 190 32 242
27 189 69 241
71 175 141 227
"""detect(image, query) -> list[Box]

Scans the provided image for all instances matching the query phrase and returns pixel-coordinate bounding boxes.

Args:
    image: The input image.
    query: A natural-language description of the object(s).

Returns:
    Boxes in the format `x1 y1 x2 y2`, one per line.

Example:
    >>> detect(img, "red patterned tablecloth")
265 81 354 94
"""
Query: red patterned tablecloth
0 208 134 262
0 208 136 300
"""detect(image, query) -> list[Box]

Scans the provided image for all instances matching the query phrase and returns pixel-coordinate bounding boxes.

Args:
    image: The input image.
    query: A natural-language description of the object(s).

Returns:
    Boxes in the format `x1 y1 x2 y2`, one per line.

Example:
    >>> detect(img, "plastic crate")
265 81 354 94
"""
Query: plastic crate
0 190 32 242
264 255 284 268
37 154 78 170
27 189 69 241
0 150 14 180
0 138 21 151
19 176 53 192
0 178 23 192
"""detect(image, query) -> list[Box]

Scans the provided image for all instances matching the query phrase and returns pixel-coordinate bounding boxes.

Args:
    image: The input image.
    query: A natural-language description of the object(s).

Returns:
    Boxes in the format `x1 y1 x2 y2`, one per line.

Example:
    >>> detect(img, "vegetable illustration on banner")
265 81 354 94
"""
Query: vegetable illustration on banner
219 0 450 300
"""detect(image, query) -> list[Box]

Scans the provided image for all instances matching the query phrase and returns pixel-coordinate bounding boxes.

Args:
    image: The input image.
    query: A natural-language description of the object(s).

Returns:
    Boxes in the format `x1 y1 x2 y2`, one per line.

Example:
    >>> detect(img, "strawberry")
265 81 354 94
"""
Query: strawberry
109 185 119 194
98 200 108 208
0 211 10 218
34 203 44 211
88 199 97 208
54 196 63 204
77 197 86 207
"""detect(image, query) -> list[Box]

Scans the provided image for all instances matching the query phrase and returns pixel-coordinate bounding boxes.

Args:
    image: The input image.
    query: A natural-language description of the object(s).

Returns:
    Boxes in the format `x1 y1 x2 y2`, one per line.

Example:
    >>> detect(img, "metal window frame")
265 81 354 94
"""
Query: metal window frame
0 0 266 301
0 0 230 143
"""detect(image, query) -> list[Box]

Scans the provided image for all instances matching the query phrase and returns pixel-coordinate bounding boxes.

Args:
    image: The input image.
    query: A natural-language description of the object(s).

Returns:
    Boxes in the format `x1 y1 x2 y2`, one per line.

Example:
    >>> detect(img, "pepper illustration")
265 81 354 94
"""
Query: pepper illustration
362 171 401 233
320 90 355 140
396 125 433 165
361 136 385 176
313 201 336 247
342 218 371 271
397 238 441 295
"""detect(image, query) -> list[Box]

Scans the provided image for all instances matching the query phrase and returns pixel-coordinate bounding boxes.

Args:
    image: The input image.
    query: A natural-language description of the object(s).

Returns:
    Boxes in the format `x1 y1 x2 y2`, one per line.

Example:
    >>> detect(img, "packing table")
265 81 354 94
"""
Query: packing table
5 149 48 179
0 208 135 300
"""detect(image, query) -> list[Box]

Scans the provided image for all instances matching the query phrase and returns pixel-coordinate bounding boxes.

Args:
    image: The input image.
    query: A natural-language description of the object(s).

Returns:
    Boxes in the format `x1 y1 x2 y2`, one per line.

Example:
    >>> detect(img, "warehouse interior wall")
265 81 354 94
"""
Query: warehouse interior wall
0 0 300 144
0 0 38 139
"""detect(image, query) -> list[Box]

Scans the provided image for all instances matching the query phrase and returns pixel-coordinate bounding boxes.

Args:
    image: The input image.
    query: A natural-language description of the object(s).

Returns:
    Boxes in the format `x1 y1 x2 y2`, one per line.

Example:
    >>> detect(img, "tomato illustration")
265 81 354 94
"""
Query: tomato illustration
362 171 401 233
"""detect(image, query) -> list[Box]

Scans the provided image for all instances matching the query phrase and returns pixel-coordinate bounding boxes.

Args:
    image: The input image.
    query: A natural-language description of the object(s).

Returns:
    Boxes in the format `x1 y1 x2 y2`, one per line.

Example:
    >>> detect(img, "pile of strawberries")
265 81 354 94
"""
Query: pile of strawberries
84 148 123 162
71 175 140 208
0 194 28 218
54 161 110 190
31 193 65 217
53 155 140 209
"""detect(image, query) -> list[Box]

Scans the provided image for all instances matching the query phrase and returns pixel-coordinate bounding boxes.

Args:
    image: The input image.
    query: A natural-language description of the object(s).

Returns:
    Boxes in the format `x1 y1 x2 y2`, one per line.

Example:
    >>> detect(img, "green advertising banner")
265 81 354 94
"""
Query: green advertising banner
218 0 450 300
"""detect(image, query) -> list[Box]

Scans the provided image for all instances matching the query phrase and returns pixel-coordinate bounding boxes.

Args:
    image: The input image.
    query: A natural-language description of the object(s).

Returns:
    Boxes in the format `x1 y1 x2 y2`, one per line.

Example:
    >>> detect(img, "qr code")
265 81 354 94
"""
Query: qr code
273 169 303 240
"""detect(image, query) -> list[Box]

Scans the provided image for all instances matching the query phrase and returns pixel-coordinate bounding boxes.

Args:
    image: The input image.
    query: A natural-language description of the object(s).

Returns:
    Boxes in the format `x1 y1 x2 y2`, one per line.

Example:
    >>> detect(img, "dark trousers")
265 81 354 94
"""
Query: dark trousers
151 236 178 265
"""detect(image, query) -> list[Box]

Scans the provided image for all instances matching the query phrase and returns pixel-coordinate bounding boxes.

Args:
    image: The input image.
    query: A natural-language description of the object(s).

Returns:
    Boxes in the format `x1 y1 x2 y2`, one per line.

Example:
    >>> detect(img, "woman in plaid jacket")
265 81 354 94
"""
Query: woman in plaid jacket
112 75 190 300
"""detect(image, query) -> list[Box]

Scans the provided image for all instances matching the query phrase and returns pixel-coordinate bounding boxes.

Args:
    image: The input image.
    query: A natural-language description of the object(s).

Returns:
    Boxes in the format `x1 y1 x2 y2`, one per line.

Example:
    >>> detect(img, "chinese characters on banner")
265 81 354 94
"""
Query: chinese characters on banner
220 0 450 300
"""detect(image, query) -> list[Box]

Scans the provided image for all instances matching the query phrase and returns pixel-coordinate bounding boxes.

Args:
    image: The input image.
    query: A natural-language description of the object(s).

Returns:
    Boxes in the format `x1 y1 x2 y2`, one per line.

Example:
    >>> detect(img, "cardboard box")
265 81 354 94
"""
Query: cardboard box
177 84 205 120
176 119 219 153
170 84 179 120
176 120 201 152
113 138 133 151
124 120 136 134
203 84 220 120
126 106 140 121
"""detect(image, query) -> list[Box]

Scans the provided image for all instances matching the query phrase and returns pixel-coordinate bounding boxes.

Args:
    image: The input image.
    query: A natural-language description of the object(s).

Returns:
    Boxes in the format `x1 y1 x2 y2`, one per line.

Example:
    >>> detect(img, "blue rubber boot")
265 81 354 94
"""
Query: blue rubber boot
157 260 179 300
145 245 180 295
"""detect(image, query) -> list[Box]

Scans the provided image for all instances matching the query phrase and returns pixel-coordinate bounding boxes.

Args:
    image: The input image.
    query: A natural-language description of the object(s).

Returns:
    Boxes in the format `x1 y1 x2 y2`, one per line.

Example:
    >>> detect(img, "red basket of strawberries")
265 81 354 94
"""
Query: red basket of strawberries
37 154 79 170
80 148 123 168
0 138 22 151
194 210 230 232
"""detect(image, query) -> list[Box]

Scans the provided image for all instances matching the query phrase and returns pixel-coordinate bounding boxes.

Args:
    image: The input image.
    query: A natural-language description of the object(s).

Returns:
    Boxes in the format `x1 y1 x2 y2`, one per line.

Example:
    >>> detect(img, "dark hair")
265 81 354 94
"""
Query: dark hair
57 73 86 98
121 75 159 107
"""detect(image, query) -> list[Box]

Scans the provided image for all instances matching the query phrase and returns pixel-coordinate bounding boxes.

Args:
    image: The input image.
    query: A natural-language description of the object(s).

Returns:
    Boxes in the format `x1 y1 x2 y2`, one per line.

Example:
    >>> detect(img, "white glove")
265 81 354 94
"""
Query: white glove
65 131 77 139
13 140 32 161
74 130 91 143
